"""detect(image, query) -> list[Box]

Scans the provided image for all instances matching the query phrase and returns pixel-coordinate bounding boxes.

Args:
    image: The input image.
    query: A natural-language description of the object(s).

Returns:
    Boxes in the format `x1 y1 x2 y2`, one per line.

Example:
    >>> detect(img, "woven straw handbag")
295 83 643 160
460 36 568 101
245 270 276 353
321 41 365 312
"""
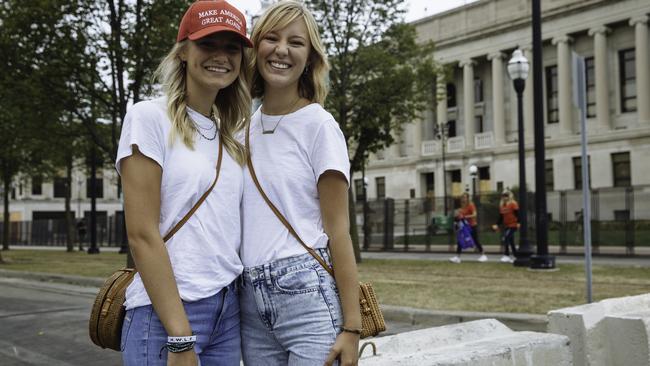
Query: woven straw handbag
89 137 223 350
245 127 386 338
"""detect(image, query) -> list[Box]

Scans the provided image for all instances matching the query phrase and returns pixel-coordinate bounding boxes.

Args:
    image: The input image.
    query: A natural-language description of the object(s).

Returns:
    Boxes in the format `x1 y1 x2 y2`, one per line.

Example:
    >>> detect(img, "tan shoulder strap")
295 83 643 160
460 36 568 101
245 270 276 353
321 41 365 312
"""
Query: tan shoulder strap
162 135 224 242
245 123 335 277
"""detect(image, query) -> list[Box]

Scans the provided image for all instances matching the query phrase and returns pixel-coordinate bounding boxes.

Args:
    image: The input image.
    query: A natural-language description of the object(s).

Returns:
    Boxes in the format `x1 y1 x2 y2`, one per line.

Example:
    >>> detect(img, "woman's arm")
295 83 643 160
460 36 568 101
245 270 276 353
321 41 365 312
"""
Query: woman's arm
319 171 360 366
121 147 196 365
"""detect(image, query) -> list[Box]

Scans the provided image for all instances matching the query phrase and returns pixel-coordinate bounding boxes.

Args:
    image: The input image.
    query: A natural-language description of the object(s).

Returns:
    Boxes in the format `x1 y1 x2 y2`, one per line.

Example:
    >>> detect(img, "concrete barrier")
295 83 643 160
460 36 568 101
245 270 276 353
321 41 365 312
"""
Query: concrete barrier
548 293 650 366
359 319 572 365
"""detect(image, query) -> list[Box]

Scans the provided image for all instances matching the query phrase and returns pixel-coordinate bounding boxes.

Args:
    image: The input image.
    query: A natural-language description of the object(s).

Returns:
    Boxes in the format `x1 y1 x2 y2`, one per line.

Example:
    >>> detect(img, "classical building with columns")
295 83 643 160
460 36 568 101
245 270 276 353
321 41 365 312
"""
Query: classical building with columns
360 0 650 220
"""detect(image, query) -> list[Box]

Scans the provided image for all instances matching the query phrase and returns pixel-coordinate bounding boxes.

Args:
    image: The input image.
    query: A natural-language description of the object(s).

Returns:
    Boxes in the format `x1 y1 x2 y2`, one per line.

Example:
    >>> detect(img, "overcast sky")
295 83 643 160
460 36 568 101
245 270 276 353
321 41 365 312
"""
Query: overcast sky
229 0 480 23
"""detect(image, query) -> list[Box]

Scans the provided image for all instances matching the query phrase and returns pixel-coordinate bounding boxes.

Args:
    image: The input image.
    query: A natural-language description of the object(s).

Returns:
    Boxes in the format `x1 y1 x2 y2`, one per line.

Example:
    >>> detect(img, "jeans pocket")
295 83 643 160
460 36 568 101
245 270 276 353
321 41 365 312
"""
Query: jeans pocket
120 309 133 352
274 267 320 294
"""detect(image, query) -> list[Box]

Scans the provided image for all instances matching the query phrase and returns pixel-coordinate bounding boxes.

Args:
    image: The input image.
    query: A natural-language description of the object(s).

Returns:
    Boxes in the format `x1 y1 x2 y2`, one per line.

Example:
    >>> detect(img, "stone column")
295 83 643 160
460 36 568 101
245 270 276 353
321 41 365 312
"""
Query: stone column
522 47 535 142
436 73 448 129
630 15 650 124
460 59 475 149
552 35 574 135
588 26 611 131
488 52 505 146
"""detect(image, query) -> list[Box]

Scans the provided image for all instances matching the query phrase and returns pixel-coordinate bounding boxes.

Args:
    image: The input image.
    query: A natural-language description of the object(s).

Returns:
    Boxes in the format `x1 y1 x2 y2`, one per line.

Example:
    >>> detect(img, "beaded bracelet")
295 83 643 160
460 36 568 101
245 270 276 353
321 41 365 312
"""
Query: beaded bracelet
341 326 362 335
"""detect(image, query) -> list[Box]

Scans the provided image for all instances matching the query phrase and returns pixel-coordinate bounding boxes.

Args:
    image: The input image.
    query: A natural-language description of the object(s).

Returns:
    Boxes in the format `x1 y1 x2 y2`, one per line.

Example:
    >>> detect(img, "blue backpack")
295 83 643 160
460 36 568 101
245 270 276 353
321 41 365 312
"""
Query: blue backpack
456 219 476 250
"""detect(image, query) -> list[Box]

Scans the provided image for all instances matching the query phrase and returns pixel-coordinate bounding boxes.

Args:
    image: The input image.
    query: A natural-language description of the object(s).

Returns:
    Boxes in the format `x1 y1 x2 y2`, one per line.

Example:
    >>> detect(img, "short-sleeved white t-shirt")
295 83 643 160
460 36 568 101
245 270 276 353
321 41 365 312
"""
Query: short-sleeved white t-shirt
241 103 350 267
115 97 244 310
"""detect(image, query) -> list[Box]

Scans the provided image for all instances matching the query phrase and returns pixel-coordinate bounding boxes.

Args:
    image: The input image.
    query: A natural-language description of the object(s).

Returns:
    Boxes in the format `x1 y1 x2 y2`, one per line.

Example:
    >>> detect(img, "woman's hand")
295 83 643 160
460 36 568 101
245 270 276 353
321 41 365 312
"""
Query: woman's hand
167 350 198 366
491 224 499 232
324 331 360 366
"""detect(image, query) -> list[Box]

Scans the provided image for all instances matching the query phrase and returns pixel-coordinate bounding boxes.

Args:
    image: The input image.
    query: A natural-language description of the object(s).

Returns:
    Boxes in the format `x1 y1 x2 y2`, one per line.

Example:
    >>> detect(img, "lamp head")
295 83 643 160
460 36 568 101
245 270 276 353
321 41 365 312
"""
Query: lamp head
507 49 529 81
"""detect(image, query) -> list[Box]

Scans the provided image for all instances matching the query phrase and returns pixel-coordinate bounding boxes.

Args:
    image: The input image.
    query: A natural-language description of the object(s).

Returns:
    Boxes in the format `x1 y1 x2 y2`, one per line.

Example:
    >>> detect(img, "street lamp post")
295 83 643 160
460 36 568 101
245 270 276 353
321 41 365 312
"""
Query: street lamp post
434 122 449 216
531 0 555 269
507 49 533 267
469 164 479 242
362 159 370 250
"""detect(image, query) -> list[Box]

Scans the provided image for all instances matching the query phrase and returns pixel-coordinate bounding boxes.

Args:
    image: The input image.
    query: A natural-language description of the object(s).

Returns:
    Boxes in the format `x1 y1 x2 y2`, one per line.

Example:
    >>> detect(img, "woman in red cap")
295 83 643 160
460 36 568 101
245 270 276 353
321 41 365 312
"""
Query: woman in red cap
240 1 361 365
116 1 252 365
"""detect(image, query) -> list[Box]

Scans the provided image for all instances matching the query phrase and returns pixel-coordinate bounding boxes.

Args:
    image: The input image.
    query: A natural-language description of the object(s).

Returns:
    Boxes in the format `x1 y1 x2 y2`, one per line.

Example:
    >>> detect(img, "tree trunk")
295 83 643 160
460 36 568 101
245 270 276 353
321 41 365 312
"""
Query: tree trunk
2 166 11 251
64 157 75 252
348 170 361 263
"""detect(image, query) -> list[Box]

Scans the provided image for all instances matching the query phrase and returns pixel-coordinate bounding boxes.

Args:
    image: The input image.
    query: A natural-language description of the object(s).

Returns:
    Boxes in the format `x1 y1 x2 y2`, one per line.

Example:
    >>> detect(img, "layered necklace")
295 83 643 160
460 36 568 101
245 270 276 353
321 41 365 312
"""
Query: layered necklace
190 109 218 141
260 96 301 135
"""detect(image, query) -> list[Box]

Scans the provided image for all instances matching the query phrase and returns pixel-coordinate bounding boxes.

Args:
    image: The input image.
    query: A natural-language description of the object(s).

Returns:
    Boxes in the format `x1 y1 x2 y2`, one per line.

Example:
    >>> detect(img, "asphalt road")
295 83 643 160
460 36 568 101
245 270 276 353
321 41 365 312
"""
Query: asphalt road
0 278 121 366
0 277 418 366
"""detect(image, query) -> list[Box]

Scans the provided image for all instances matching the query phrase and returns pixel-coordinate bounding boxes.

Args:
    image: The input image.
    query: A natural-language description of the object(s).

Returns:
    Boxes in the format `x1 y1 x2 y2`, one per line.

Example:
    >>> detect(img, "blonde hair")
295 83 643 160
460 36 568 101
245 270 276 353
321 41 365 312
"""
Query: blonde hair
500 190 515 206
249 1 330 104
154 40 251 165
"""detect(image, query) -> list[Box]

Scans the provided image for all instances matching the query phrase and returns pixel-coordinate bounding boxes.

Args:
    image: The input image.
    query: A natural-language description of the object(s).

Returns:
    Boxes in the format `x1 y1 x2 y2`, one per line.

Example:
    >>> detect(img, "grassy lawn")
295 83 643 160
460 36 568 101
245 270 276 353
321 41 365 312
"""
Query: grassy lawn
2 250 649 314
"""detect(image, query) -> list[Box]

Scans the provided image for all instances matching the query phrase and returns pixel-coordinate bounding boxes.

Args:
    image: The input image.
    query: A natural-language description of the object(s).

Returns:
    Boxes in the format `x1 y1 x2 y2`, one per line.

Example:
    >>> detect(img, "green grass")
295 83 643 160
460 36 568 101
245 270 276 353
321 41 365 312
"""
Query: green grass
2 250 649 314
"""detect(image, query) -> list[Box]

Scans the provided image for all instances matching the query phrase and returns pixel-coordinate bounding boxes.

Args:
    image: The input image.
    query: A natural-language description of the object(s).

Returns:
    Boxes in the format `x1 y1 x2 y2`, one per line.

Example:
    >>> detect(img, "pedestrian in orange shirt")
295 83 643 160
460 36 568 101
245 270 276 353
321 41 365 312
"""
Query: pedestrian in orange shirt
449 192 487 263
492 190 519 263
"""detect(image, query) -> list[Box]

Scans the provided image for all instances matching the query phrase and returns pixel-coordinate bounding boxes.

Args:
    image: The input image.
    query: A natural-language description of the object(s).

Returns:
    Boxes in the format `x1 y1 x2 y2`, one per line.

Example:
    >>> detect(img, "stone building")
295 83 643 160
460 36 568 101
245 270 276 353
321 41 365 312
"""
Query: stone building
359 0 650 220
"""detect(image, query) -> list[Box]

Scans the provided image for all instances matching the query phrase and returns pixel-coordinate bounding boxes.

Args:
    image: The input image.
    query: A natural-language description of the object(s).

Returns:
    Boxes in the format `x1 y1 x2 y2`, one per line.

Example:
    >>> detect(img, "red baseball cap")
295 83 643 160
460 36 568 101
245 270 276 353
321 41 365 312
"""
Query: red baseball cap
176 0 253 47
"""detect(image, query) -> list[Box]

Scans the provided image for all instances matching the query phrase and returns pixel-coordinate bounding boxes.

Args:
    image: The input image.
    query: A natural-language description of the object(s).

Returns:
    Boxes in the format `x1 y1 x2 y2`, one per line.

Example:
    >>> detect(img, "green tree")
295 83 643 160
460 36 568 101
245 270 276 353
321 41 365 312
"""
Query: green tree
305 0 438 260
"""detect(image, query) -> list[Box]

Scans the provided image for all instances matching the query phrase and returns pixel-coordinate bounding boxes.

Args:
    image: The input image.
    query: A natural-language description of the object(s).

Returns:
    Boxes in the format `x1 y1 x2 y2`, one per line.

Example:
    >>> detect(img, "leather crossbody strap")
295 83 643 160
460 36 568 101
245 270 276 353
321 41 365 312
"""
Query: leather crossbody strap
245 124 335 277
162 135 224 242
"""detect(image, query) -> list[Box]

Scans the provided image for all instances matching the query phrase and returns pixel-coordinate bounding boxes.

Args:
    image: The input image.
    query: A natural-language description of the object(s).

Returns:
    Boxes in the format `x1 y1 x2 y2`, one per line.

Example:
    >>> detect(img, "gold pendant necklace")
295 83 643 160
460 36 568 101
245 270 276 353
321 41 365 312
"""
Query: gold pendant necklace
260 97 301 135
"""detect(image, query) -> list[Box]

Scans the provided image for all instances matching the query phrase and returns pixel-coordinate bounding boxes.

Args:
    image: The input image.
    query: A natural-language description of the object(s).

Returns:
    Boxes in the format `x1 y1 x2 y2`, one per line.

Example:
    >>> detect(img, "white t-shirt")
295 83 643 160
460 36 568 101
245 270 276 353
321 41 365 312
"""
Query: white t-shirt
241 103 350 267
115 97 244 310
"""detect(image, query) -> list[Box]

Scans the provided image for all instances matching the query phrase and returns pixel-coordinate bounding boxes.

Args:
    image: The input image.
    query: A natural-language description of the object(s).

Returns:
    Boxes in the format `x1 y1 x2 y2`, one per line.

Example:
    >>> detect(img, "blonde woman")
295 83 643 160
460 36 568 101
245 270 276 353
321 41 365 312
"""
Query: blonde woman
492 190 520 263
240 1 361 365
449 192 487 263
116 1 251 365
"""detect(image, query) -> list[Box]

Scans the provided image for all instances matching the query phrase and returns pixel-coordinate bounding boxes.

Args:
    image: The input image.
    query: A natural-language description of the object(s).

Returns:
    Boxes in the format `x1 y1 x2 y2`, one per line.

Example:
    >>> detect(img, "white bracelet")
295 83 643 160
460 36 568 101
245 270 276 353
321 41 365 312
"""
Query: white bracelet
167 335 196 344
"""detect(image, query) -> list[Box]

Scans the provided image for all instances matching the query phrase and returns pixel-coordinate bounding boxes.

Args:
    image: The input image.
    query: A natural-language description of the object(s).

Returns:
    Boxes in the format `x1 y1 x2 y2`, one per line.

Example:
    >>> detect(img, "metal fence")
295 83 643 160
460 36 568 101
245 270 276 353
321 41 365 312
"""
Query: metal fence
356 186 650 255
0 213 126 247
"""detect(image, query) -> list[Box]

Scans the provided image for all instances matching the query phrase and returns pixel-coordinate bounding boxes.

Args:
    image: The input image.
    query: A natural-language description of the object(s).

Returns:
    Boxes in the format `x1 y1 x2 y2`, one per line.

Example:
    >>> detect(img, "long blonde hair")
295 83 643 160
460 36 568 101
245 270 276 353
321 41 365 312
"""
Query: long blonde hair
249 1 330 105
500 189 516 207
154 40 251 165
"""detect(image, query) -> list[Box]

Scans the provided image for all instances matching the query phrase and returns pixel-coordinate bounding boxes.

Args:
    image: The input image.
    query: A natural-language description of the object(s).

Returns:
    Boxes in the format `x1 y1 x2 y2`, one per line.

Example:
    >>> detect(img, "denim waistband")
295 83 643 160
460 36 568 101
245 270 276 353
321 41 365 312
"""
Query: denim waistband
242 248 331 283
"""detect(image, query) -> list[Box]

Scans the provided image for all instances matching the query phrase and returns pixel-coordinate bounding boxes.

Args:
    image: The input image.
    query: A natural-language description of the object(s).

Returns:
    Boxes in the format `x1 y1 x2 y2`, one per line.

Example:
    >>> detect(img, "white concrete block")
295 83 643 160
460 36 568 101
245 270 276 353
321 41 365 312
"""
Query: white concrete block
359 319 572 365
548 293 650 366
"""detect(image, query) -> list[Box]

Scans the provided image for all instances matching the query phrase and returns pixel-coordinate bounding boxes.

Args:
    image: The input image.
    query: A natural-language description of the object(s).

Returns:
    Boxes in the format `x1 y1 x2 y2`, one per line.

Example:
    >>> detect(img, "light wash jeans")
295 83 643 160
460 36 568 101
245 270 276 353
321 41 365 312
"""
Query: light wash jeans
240 248 342 365
121 280 240 366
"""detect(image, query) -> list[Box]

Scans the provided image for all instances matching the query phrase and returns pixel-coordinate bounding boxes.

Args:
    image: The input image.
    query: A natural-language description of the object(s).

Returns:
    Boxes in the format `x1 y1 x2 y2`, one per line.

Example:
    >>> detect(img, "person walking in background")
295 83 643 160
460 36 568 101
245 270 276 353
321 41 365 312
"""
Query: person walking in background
116 1 252 364
449 192 487 263
492 189 520 263
240 2 361 365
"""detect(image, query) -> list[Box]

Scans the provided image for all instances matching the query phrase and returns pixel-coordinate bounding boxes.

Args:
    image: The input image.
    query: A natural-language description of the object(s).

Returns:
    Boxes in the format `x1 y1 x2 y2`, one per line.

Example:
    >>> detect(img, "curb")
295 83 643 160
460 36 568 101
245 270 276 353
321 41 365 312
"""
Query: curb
381 304 548 333
0 268 105 288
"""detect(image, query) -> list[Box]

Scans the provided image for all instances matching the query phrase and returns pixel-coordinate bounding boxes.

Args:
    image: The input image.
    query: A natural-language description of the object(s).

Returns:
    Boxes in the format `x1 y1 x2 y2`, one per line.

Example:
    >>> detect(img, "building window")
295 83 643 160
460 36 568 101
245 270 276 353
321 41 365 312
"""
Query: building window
545 159 554 191
424 172 434 195
612 152 631 187
479 166 490 180
447 83 457 108
450 170 461 183
614 210 630 221
572 156 591 190
447 120 457 137
585 57 596 118
546 66 559 123
86 177 104 198
619 49 636 113
496 181 504 193
474 78 483 103
31 176 42 195
410 189 416 198
375 177 385 199
53 177 67 198
354 179 364 203
475 115 484 133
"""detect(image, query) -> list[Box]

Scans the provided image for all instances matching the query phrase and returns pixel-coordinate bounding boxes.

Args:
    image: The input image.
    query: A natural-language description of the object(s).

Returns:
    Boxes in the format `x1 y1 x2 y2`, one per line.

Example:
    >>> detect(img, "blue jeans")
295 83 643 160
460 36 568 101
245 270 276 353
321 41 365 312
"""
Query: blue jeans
240 248 342 365
121 280 240 366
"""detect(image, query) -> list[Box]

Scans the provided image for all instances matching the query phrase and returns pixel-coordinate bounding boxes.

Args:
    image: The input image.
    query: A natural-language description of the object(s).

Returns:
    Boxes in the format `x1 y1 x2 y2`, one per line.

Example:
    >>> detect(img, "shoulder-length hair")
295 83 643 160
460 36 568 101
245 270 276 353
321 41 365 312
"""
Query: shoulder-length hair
154 40 251 165
249 1 329 105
